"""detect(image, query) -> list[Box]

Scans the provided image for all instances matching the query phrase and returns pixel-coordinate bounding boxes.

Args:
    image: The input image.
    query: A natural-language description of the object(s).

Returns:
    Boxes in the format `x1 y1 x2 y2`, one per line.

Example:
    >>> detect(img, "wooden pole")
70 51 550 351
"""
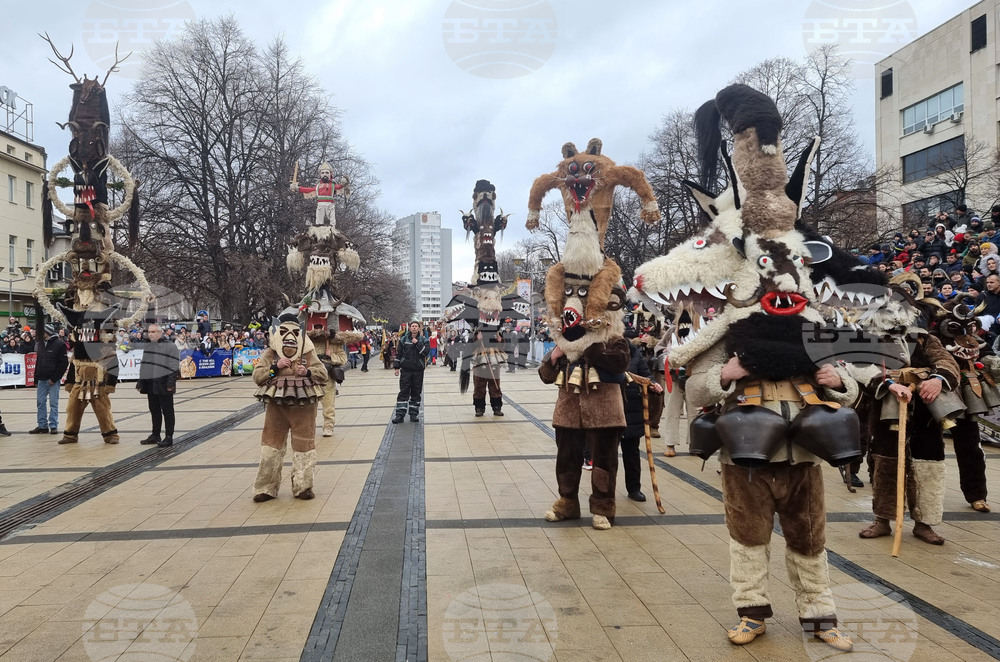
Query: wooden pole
891 394 909 558
629 372 665 514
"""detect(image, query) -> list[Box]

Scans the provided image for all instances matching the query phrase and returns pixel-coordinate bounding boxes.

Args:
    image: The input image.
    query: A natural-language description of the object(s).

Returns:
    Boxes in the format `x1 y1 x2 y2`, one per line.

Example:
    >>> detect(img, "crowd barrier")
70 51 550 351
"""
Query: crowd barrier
0 347 265 387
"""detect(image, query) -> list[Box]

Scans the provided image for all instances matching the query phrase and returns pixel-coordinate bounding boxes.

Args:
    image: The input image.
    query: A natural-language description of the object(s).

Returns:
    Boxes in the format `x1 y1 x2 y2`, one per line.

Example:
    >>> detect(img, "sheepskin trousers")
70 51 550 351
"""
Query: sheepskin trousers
551 427 622 522
721 463 837 628
660 386 684 445
321 386 336 430
254 403 317 498
870 411 946 525
64 389 118 441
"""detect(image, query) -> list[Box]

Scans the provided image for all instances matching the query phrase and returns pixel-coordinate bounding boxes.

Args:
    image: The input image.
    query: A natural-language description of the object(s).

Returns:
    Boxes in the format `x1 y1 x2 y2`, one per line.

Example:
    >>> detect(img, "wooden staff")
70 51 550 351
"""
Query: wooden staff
291 161 299 188
628 373 665 514
891 392 909 558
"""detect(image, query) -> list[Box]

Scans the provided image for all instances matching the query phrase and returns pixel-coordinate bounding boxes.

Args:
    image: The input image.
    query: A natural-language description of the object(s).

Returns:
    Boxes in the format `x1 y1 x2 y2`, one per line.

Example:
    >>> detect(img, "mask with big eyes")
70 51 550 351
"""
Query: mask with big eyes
563 159 597 208
270 321 304 360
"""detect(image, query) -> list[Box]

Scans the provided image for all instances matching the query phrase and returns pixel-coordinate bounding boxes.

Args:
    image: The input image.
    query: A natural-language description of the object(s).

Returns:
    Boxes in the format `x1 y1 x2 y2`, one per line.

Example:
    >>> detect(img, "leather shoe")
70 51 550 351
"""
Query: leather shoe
850 473 864 488
139 434 161 445
628 491 646 502
49 428 59 435
157 436 173 447
29 427 48 434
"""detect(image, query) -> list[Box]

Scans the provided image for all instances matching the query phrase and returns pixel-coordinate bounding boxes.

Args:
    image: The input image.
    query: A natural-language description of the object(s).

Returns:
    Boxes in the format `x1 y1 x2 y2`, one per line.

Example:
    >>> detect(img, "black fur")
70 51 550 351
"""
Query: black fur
127 179 140 250
714 84 782 148
726 313 817 380
474 179 495 194
694 99 722 189
795 222 888 287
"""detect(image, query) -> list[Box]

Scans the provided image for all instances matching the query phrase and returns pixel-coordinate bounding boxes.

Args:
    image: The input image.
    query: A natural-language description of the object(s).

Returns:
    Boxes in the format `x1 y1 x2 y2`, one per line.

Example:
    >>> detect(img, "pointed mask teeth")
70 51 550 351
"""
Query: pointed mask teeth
707 285 726 299
834 309 845 327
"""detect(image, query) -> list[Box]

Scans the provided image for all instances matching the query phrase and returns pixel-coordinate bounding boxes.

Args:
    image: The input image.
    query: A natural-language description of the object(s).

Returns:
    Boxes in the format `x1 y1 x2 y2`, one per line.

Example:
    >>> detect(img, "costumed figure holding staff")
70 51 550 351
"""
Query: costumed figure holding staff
291 161 349 229
633 85 858 649
528 138 660 530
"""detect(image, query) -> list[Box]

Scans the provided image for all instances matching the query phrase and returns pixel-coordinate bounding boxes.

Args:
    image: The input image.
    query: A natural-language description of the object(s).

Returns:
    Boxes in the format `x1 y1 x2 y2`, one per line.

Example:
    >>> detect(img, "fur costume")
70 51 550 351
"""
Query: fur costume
461 329 507 416
929 295 991 509
252 314 328 501
34 38 152 446
529 140 645 530
310 327 362 436
636 84 857 648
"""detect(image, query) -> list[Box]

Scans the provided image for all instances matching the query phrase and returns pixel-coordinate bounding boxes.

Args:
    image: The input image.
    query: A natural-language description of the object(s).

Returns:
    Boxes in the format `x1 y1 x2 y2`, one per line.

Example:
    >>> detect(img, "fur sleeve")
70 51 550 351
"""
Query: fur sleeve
253 348 278 386
682 341 736 409
538 354 564 384
526 171 561 227
604 165 660 222
920 334 961 389
819 364 861 407
306 351 329 385
544 262 566 318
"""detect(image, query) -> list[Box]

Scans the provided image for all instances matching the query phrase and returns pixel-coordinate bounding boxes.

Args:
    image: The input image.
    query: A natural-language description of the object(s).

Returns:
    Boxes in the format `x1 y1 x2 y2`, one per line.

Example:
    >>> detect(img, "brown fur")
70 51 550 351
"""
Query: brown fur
731 128 797 236
544 261 567 318
527 139 660 250
583 259 622 321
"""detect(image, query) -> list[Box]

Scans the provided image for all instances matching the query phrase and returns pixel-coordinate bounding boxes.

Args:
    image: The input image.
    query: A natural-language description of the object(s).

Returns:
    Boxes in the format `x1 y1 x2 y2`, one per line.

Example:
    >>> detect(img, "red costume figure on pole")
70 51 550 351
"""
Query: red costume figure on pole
291 162 348 229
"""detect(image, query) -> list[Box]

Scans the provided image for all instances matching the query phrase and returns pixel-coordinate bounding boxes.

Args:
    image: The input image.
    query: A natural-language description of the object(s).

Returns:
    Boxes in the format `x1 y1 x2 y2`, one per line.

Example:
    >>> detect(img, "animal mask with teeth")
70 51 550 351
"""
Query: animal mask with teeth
269 313 315 361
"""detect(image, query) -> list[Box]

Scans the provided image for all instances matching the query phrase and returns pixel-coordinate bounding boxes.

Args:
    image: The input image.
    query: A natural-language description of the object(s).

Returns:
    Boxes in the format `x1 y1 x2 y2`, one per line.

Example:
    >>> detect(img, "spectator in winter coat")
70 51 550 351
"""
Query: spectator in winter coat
391 322 429 423
30 326 69 435
620 336 663 502
137 324 181 447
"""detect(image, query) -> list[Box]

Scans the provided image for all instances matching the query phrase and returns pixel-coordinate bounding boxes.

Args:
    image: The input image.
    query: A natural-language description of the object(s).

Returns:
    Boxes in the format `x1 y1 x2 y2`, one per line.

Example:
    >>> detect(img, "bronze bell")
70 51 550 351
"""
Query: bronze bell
567 366 584 393
586 367 601 391
554 370 565 388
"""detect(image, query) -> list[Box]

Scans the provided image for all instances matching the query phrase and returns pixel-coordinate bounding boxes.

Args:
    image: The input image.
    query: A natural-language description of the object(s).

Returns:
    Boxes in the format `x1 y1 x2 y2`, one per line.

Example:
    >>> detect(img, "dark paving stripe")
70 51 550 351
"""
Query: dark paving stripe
507 393 1000 659
397 409 427 662
302 406 427 662
0 402 264 541
0 521 350 545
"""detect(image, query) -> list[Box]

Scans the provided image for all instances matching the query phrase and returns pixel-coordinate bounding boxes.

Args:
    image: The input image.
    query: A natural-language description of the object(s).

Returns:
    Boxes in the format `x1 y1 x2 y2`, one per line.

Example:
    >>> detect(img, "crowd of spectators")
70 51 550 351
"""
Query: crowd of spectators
855 205 1000 304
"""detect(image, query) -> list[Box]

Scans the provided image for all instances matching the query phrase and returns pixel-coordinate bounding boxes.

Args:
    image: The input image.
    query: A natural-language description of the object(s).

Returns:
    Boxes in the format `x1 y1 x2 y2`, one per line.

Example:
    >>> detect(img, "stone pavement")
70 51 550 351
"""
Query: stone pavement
0 365 998 661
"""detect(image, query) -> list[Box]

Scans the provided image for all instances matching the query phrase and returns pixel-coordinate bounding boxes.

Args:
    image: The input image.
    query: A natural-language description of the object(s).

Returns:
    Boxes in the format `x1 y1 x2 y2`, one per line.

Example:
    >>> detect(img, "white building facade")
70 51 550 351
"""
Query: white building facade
876 2 1000 229
394 212 453 323
1 128 47 321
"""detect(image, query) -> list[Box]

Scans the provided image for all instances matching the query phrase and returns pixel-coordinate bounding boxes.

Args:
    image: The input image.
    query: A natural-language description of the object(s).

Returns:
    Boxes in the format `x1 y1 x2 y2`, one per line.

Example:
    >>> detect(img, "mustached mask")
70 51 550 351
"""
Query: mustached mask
269 313 315 361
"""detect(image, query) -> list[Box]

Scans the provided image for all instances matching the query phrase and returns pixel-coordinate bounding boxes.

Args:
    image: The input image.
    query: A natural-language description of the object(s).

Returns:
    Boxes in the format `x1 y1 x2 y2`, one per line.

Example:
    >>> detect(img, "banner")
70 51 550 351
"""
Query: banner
24 352 37 386
233 348 262 375
0 353 26 387
516 278 531 300
116 349 144 381
179 349 233 378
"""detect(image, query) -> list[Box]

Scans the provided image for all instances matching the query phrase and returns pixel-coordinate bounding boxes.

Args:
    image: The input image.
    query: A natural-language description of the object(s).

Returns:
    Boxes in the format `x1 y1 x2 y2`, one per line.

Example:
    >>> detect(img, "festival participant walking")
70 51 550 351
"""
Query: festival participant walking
360 335 371 372
137 324 180 447
392 321 429 424
31 325 69 435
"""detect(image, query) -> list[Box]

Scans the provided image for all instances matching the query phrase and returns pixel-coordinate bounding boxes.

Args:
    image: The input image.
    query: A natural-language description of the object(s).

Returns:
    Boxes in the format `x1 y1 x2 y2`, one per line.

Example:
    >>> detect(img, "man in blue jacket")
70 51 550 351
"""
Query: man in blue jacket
30 325 69 435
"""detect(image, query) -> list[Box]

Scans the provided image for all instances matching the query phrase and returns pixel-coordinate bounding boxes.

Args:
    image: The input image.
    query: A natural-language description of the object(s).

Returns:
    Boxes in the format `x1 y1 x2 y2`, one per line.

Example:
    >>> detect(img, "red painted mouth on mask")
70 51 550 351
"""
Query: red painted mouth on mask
760 291 807 315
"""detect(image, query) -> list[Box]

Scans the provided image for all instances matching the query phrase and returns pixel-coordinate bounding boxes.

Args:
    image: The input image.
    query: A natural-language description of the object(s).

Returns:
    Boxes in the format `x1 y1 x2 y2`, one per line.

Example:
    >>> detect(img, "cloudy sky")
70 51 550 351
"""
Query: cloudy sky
1 0 973 277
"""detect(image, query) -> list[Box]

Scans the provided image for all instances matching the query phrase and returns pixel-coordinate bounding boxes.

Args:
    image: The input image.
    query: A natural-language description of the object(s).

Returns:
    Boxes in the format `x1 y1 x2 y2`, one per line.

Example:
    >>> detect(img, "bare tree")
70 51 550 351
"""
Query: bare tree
908 135 1000 222
116 16 403 323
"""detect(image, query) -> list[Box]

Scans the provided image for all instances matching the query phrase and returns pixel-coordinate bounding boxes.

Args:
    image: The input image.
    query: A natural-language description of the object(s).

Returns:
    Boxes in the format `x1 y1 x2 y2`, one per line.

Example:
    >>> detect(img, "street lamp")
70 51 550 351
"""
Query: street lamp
512 255 555 365
1 265 35 322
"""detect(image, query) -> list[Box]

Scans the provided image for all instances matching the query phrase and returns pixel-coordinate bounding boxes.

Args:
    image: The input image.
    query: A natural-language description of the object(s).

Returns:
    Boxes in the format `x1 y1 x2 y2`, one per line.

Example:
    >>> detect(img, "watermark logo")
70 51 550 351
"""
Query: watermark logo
442 582 557 660
803 283 917 368
82 0 197 79
443 0 558 79
802 0 918 78
82 583 197 662
803 582 918 661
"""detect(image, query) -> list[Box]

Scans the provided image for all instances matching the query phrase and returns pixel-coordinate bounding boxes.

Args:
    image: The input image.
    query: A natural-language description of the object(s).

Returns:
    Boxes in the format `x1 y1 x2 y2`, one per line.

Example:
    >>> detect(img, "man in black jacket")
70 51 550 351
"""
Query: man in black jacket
137 324 180 447
31 325 69 434
392 321 429 423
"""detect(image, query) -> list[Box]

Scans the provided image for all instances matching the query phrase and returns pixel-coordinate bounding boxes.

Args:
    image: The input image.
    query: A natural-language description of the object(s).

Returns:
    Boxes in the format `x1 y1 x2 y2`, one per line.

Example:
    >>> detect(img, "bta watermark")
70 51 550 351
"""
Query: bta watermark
82 0 197 79
83 583 197 662
443 0 558 79
442 582 557 661
802 0 918 78
803 583 918 661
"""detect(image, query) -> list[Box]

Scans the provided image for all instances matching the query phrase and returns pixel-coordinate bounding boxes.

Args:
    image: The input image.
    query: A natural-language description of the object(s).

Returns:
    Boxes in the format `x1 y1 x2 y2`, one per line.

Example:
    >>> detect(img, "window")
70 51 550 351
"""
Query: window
25 239 33 267
7 175 14 203
881 68 893 99
8 236 15 270
5 145 13 155
23 153 31 164
25 181 32 207
903 192 960 227
902 136 965 183
902 84 964 135
972 14 987 52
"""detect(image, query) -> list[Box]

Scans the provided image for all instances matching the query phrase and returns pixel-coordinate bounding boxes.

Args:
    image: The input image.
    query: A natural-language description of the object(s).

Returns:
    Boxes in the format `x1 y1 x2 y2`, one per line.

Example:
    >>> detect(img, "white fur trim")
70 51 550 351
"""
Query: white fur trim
642 199 659 213
729 539 771 610
562 212 604 276
526 209 540 226
338 247 361 271
910 459 945 526
287 247 305 273
253 445 286 497
761 145 777 155
784 549 836 620
291 449 317 496
592 515 612 530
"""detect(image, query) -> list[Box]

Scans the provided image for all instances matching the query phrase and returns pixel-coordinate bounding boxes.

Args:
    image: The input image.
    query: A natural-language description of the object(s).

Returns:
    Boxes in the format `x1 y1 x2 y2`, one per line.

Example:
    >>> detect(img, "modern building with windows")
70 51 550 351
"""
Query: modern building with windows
393 212 453 323
875 2 998 230
0 128 47 320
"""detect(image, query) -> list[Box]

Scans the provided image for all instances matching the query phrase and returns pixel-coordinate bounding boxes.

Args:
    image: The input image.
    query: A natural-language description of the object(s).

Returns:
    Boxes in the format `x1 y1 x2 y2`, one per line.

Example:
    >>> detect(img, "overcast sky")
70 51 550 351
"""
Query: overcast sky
1 0 973 278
